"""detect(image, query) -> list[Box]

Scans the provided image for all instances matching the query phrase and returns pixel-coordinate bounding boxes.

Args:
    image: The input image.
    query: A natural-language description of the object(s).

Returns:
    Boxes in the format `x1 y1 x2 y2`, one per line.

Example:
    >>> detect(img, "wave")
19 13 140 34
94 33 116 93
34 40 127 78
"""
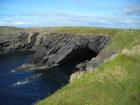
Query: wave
10 69 16 73
13 73 42 87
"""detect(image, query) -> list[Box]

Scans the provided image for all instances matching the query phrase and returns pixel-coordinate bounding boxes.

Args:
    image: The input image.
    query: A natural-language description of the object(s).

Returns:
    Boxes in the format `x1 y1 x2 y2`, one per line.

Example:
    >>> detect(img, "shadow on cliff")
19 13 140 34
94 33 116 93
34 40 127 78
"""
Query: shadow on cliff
36 47 98 98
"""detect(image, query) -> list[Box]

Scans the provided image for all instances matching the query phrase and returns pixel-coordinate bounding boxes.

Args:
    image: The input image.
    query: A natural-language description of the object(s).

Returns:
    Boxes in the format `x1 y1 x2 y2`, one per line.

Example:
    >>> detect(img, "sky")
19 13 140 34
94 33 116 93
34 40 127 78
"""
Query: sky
0 0 140 28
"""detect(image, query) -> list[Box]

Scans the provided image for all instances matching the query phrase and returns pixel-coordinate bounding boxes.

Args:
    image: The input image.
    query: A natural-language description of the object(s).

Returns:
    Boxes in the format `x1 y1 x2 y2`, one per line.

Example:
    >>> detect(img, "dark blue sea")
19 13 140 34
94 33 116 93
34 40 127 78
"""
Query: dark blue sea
0 52 70 105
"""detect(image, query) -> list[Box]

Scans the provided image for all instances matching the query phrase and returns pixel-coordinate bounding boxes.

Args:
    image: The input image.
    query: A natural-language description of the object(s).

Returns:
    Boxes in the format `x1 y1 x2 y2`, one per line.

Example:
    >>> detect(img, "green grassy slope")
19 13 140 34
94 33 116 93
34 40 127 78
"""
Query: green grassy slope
35 27 140 105
37 53 140 105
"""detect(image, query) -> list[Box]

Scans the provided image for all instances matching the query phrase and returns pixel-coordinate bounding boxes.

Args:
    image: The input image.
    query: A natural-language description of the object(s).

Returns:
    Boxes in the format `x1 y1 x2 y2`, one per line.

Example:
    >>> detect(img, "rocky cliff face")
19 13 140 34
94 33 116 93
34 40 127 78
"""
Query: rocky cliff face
0 31 111 72
0 32 39 54
17 32 110 72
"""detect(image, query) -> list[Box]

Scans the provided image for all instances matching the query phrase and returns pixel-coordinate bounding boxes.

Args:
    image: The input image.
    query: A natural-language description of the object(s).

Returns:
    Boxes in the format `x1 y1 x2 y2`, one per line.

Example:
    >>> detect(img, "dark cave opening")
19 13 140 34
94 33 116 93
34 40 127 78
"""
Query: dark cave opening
36 47 99 102
55 47 99 77
59 47 98 66
43 47 99 87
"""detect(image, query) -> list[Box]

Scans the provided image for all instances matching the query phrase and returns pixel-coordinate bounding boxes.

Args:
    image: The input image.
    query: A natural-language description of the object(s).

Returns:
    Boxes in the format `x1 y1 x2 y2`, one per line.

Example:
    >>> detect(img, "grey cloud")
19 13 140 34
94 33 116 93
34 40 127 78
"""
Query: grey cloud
124 5 140 16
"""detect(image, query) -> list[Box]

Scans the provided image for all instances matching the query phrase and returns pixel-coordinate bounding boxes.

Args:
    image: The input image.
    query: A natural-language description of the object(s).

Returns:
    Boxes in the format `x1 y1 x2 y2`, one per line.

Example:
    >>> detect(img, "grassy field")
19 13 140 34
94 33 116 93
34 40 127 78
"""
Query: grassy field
35 27 140 105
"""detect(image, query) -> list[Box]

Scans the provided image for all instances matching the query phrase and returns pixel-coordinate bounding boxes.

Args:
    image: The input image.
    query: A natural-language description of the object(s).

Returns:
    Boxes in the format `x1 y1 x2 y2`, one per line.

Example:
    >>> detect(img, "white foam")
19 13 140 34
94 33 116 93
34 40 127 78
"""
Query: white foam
13 73 42 87
13 81 28 86
10 69 16 73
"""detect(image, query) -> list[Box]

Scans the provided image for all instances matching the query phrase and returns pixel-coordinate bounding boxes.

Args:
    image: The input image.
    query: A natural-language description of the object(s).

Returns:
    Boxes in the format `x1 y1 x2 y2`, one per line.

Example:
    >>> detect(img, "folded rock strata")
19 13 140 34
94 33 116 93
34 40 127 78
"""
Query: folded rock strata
0 31 111 72
0 32 39 54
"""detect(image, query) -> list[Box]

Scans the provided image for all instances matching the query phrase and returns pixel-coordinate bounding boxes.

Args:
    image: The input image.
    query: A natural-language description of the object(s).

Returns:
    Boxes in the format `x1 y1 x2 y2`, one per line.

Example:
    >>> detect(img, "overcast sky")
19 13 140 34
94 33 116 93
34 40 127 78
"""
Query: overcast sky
0 0 140 28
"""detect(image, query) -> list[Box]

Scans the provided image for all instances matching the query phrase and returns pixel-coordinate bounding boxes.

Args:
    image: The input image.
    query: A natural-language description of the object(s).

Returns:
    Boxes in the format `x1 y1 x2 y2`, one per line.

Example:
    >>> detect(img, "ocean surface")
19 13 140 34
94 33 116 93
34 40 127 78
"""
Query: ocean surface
0 52 70 105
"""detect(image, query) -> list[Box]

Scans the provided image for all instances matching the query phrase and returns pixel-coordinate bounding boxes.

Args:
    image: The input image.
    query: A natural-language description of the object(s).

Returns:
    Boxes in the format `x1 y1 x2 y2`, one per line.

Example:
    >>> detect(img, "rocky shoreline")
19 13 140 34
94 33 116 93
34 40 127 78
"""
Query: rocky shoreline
0 30 112 73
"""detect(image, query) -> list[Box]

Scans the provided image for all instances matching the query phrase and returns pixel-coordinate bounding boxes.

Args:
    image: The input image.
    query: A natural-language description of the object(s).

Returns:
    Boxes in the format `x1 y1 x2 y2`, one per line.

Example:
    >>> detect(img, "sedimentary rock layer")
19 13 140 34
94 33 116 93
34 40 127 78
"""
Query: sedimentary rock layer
0 31 110 71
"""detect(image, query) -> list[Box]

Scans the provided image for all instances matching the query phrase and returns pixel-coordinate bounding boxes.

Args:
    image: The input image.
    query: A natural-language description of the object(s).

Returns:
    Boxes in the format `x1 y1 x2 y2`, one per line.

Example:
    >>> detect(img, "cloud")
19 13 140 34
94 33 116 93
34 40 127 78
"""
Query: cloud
14 21 30 25
31 12 140 28
0 12 140 28
124 5 140 16
0 20 31 26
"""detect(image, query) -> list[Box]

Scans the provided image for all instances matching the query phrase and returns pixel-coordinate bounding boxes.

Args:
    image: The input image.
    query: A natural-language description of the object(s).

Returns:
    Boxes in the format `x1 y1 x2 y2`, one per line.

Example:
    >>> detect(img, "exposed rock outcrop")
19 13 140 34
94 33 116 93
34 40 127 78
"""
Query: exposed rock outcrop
85 50 116 70
0 31 111 72
17 33 110 71
0 32 39 54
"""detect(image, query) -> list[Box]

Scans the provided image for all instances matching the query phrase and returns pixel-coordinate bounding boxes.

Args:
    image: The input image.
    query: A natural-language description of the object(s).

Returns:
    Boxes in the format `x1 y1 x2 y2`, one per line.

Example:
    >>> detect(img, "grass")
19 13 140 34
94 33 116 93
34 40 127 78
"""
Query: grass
35 27 140 105
49 26 120 35
37 53 140 105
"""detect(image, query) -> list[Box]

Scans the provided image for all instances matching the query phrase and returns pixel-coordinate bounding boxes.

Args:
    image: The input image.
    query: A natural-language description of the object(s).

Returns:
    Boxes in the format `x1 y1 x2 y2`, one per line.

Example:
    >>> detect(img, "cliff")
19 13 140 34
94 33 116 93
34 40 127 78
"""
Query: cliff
0 30 110 72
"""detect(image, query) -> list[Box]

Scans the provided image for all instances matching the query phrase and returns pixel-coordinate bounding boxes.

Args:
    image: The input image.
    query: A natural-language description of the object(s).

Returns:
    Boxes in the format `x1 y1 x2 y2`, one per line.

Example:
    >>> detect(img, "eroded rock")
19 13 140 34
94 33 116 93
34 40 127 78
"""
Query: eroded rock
27 33 110 70
0 32 39 54
0 31 111 72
